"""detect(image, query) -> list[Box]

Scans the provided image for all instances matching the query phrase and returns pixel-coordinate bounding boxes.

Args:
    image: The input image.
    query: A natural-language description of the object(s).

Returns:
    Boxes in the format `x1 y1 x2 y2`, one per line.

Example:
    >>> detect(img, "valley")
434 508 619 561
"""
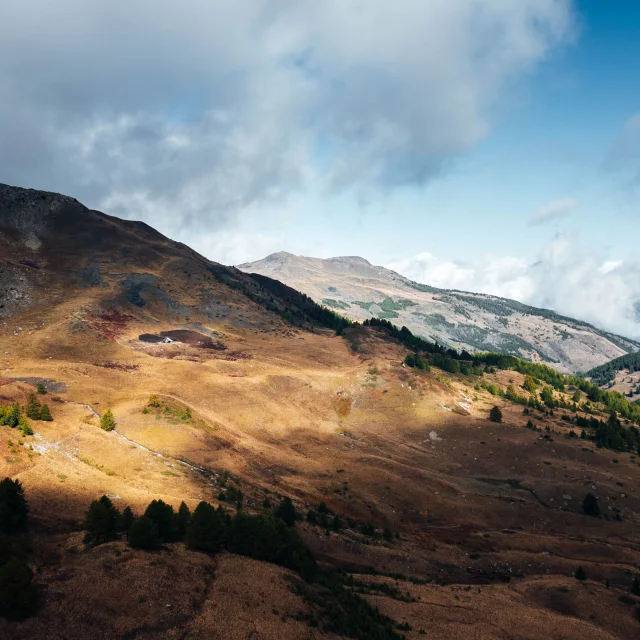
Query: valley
1 185 640 639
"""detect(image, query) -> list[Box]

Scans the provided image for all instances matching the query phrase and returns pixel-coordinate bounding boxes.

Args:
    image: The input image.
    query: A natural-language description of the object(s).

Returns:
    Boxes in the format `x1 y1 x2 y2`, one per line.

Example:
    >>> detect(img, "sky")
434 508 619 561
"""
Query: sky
0 1 639 338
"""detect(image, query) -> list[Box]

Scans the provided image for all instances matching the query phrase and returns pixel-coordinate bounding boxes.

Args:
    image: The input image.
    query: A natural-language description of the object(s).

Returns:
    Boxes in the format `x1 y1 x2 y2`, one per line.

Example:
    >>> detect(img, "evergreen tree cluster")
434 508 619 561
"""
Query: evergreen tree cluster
586 352 640 387
575 413 640 453
0 395 53 437
83 495 318 581
0 477 39 620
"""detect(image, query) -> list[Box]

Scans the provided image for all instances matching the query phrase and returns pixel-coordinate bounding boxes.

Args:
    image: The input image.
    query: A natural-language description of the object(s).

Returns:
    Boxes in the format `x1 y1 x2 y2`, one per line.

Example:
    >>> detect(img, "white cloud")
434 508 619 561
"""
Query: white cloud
0 0 575 241
387 233 640 340
528 197 579 225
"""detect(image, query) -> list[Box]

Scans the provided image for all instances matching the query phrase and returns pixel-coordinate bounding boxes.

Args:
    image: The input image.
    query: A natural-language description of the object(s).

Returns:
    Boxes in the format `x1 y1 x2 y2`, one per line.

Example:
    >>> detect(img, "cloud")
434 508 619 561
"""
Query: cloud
0 0 574 242
528 197 579 225
387 233 640 340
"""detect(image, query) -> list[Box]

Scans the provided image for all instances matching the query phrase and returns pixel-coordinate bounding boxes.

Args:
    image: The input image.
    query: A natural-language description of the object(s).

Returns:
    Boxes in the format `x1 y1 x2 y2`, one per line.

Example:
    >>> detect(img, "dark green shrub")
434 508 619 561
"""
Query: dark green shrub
575 566 587 581
36 383 46 395
489 406 503 423
306 509 317 524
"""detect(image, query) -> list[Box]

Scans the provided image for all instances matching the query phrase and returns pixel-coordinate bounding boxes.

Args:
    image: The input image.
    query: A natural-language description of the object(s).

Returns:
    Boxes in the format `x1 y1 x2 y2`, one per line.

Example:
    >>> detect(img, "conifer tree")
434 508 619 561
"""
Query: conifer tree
575 566 587 581
39 404 52 422
25 394 41 420
83 495 120 544
5 403 20 428
36 383 46 395
100 409 115 431
489 406 503 423
186 501 227 553
119 506 134 532
144 499 176 542
274 496 298 527
128 516 161 550
18 417 33 436
174 501 191 540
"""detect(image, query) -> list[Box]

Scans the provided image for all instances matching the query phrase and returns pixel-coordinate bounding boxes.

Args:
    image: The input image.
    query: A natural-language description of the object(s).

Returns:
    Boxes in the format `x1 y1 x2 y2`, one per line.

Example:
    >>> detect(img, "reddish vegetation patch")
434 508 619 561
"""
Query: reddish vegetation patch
89 310 135 340
218 351 251 361
93 361 140 372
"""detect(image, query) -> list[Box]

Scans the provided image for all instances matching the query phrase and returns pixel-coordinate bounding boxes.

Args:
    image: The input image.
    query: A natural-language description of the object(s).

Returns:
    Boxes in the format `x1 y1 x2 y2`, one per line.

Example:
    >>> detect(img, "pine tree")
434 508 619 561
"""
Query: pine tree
274 496 297 527
100 409 115 431
83 495 120 544
25 394 41 420
39 405 52 422
119 506 134 532
36 383 46 395
331 515 342 532
174 501 191 540
186 502 227 553
7 403 20 428
0 478 29 533
582 493 601 517
0 556 39 620
128 516 161 550
631 576 640 596
18 417 33 436
144 499 176 542
489 406 503 423
306 509 317 524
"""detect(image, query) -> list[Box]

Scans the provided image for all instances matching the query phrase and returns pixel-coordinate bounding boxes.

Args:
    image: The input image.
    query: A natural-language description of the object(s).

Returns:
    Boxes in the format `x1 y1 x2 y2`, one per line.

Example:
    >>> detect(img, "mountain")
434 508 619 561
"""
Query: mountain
238 251 639 373
2 185 640 640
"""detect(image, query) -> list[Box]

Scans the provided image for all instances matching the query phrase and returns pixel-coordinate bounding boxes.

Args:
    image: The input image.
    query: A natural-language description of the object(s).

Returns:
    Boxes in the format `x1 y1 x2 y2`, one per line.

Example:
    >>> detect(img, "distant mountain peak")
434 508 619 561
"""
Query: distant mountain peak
239 251 640 373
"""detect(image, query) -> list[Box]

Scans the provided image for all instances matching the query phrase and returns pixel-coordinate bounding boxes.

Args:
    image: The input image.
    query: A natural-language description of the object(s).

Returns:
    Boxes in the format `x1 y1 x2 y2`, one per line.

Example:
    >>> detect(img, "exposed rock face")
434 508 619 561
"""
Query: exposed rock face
239 252 639 373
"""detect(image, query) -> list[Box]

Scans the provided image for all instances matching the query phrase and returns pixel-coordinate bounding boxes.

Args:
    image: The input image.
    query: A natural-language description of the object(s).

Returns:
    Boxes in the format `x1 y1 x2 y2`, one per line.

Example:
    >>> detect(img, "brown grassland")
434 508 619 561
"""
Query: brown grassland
1 188 639 639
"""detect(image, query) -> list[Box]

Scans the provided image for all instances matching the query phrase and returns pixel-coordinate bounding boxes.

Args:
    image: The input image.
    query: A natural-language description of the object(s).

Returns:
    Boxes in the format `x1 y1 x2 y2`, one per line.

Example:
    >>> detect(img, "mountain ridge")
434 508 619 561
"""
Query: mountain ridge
239 251 639 373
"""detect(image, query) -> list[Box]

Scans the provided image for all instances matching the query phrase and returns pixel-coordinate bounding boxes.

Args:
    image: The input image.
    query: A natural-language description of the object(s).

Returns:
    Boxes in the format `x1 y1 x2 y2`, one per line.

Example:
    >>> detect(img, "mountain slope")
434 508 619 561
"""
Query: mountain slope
238 251 639 373
2 185 640 640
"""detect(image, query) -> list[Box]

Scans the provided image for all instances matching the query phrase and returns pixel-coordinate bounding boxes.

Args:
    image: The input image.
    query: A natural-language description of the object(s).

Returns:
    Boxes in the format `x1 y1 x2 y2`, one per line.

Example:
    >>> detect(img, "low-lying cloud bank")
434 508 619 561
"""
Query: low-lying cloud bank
387 233 640 341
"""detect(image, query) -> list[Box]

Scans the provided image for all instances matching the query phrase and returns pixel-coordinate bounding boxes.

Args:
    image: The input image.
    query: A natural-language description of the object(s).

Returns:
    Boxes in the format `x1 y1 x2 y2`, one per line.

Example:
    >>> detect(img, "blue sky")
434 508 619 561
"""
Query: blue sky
0 1 638 336
277 0 640 264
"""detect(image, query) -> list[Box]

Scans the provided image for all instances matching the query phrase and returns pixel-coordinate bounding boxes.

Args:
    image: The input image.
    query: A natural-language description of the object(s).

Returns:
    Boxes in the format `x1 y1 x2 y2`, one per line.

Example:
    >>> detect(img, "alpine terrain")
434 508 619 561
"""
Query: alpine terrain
1 184 640 639
238 252 639 374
